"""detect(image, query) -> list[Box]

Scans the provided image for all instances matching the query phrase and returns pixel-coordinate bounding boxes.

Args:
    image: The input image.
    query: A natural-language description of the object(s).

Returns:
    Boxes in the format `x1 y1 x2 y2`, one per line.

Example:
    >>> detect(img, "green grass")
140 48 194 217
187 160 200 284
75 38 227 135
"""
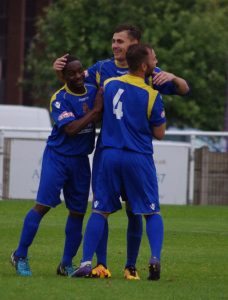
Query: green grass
0 200 228 300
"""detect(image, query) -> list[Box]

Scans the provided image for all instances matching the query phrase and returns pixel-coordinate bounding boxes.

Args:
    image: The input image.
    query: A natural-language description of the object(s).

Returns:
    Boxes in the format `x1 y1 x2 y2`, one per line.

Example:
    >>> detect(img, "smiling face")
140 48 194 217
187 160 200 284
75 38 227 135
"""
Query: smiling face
63 60 85 88
112 30 139 65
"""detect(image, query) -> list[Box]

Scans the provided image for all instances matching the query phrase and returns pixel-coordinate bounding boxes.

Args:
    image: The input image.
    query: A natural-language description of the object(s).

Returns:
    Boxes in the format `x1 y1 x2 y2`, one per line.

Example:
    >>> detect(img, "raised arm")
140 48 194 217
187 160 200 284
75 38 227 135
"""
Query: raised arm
53 54 69 82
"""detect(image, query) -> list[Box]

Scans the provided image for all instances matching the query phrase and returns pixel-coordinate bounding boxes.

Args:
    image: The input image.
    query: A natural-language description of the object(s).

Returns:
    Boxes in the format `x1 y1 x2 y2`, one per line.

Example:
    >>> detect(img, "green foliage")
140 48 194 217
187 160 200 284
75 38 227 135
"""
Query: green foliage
24 0 228 130
1 201 228 300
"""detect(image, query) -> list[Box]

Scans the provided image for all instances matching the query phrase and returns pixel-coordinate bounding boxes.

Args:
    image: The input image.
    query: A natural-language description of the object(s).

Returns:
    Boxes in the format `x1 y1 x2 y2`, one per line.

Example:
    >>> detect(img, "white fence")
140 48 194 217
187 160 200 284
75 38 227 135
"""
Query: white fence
1 127 228 205
0 127 51 200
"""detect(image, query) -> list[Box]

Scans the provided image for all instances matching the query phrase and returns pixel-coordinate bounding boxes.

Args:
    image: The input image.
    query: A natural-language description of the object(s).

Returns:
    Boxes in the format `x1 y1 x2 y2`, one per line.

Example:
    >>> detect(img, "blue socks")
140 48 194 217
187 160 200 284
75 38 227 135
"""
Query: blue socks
125 210 143 267
61 214 84 266
15 209 43 258
82 213 106 263
93 210 143 268
146 214 164 260
95 218 108 266
15 209 84 266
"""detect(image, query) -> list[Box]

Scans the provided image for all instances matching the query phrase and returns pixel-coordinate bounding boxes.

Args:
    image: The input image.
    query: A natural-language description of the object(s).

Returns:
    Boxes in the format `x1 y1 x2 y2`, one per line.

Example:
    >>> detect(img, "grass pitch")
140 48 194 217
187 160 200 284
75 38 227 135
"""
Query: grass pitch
0 200 228 300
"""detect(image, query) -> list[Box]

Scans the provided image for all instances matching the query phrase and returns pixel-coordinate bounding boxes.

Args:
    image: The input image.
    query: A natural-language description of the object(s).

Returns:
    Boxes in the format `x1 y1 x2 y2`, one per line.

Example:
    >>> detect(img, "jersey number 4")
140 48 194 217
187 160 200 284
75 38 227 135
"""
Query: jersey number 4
113 88 124 120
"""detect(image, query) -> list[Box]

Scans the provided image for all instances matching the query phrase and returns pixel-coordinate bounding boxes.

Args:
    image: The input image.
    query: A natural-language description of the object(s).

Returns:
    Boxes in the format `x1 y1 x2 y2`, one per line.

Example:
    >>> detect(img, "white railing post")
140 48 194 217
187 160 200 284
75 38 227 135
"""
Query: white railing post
188 134 195 205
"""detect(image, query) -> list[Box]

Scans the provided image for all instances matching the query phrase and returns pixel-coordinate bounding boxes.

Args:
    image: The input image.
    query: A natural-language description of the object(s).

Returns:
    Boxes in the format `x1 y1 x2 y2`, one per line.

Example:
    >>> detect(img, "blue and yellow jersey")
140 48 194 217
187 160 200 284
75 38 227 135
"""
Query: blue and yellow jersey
99 74 166 154
86 58 128 87
47 83 97 156
86 57 178 94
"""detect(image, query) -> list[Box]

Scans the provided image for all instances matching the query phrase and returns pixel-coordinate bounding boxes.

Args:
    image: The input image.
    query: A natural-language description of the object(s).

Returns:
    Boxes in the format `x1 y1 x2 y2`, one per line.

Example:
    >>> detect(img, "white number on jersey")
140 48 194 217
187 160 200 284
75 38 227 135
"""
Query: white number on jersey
113 88 124 120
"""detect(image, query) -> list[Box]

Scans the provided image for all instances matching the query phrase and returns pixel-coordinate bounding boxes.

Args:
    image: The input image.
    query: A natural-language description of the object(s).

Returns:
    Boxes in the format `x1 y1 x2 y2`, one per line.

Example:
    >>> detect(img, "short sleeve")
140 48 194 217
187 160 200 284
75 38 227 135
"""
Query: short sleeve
149 93 166 126
50 93 76 128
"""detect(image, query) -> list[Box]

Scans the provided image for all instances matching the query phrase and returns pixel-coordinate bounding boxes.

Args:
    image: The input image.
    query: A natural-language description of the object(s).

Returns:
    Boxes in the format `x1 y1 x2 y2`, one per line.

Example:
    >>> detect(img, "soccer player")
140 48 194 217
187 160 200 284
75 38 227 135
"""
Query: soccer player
72 43 166 280
10 55 103 277
53 24 189 279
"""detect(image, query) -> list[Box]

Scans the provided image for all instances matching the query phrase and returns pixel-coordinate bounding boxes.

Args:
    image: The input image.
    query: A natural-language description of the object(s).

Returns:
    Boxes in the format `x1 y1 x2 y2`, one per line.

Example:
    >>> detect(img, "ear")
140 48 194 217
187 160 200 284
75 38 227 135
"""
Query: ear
142 62 147 72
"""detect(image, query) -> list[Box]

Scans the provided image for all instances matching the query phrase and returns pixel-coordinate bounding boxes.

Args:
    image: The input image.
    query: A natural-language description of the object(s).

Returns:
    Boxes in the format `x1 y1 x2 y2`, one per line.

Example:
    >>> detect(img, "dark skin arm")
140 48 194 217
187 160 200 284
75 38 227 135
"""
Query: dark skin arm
64 88 103 136
53 54 68 82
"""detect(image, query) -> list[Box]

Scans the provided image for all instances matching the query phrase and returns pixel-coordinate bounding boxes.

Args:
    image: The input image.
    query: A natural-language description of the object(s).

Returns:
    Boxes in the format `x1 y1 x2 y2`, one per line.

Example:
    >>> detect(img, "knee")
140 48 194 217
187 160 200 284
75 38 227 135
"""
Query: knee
69 211 85 219
92 210 110 219
126 210 143 234
126 210 142 223
34 204 50 216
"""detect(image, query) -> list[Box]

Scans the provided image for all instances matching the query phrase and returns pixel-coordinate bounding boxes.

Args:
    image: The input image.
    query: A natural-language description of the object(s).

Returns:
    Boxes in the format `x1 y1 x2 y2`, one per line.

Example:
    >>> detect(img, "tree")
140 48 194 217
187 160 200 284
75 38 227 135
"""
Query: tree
24 0 228 130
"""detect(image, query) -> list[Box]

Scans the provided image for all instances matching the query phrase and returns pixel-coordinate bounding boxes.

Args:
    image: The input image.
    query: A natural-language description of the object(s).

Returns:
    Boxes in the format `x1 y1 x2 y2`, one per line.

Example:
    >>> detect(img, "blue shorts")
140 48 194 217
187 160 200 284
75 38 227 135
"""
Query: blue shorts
92 147 128 203
36 146 90 213
92 148 160 214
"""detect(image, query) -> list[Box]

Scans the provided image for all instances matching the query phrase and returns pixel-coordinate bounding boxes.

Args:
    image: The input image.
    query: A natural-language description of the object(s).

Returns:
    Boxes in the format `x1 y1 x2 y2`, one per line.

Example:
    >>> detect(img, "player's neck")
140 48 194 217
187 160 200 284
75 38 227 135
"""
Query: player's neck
115 59 128 68
67 83 86 95
129 70 145 79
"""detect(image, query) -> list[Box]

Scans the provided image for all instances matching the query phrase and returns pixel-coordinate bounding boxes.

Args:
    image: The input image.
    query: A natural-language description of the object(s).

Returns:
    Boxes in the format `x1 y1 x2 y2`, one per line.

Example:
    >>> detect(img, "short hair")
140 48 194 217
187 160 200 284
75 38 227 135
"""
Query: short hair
113 24 142 42
62 55 80 72
126 44 152 72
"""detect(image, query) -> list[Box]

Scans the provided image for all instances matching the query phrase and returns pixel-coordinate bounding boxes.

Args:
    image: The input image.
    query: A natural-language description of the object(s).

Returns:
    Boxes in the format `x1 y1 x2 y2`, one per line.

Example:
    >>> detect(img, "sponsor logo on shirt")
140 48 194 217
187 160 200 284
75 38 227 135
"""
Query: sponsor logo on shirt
78 128 94 134
58 111 75 121
79 97 89 102
117 70 128 75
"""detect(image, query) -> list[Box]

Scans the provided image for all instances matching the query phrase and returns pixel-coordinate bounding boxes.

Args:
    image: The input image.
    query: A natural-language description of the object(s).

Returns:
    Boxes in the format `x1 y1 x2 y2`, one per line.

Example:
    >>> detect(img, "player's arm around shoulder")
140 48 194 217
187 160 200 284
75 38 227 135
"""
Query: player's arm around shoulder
153 69 190 95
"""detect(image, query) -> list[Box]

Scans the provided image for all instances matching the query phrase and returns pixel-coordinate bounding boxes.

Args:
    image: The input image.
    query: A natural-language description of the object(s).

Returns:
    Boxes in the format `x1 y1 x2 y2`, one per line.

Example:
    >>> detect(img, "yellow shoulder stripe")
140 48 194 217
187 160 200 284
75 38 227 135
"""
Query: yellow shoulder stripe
147 89 158 119
49 85 65 112
96 71 100 85
105 74 158 119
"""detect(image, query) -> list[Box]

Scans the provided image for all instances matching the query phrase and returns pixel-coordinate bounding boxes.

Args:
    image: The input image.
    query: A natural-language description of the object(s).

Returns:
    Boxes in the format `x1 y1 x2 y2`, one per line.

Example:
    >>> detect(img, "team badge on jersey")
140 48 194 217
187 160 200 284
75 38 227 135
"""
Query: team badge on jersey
150 203 156 211
93 200 99 208
55 101 61 109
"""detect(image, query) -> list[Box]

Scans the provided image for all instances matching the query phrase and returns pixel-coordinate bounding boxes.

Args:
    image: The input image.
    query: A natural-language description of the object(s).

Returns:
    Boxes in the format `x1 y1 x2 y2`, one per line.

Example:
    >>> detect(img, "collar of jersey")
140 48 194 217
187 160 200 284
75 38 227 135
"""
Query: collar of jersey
123 74 146 85
114 60 128 68
64 84 87 96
